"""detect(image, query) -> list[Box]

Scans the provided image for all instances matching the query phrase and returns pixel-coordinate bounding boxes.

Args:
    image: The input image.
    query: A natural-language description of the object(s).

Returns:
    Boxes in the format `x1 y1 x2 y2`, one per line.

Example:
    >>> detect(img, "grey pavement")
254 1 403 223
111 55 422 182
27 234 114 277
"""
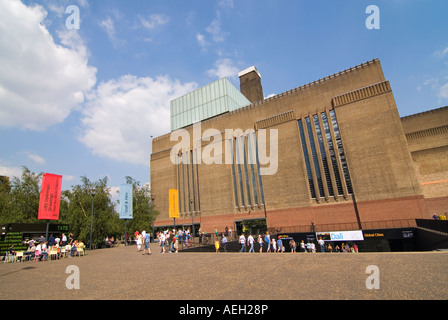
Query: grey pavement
1 243 447 300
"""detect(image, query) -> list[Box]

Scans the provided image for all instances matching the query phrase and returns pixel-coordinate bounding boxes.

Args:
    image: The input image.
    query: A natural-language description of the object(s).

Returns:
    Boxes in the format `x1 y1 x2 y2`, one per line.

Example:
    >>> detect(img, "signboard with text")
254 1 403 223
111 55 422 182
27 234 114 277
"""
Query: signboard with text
169 189 179 219
119 184 133 220
316 230 364 241
38 173 63 220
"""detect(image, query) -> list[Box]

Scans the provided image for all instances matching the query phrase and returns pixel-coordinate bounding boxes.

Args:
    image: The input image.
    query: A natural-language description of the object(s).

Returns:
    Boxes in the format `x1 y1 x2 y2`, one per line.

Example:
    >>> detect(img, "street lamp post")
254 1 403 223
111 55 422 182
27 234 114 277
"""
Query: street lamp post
151 194 155 242
89 188 96 250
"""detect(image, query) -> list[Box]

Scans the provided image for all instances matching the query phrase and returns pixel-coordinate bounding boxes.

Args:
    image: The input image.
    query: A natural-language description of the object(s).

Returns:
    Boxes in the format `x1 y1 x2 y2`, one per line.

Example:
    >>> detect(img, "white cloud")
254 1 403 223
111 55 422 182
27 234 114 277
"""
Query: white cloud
26 152 46 165
440 83 448 99
80 75 197 165
99 16 125 48
196 33 208 48
139 14 169 29
0 165 23 180
206 13 227 43
218 0 234 8
0 0 96 131
206 58 239 79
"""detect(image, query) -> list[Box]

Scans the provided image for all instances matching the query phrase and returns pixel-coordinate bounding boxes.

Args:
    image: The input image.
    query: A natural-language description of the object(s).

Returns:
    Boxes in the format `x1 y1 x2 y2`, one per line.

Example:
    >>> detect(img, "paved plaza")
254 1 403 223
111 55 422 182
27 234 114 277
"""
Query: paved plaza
1 243 447 300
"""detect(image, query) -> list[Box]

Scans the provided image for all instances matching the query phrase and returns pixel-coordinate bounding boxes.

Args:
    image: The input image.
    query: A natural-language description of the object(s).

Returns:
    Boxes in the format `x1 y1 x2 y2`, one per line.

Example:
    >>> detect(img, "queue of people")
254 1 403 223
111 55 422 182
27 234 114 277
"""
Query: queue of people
128 228 361 254
215 232 360 253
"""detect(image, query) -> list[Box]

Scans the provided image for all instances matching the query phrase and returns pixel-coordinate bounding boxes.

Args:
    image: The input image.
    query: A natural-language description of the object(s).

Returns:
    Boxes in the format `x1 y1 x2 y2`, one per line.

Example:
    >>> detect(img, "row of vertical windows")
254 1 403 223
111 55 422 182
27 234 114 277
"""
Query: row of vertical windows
176 150 201 214
229 132 265 209
298 110 353 200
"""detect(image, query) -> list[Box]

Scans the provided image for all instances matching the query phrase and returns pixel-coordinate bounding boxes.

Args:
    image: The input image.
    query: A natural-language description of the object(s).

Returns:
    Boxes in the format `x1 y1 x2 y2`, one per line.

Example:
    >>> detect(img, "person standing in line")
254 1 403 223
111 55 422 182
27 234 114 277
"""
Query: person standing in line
239 233 246 252
271 238 277 253
277 237 283 253
310 242 316 253
264 232 271 253
318 237 325 253
289 239 296 253
247 234 255 253
221 234 228 252
173 233 179 253
300 240 306 252
257 235 263 253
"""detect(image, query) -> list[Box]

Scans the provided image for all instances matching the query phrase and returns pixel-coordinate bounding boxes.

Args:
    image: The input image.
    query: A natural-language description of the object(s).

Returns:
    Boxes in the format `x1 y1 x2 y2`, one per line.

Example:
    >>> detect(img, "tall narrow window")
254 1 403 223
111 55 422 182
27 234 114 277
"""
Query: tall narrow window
329 110 353 194
298 120 316 198
314 115 334 196
306 117 325 198
321 112 344 195
241 136 252 206
229 139 239 208
235 137 246 207
181 153 186 212
190 150 196 212
247 133 258 205
176 150 201 215
229 132 266 208
298 110 353 200
253 132 265 205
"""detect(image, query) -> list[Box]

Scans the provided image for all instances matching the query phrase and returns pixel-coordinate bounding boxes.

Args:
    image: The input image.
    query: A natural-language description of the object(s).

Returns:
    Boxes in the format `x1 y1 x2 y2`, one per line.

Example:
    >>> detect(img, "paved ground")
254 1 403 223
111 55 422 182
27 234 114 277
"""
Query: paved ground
1 244 447 301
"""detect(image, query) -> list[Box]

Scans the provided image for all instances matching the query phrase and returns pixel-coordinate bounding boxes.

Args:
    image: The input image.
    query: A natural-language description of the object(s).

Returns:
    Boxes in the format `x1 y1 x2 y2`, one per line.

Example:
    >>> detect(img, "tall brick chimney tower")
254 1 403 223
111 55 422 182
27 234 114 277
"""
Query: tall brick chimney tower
238 66 264 104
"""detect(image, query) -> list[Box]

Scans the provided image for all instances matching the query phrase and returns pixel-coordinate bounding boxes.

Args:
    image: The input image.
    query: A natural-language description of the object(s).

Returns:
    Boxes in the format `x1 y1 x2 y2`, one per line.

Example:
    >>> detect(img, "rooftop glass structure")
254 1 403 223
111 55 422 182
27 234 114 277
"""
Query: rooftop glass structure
170 77 251 131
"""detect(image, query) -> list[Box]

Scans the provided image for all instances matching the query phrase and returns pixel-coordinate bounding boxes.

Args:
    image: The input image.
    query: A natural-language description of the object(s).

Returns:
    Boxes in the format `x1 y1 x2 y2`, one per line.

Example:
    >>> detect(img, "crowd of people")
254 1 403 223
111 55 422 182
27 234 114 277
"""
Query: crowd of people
129 228 361 254
231 232 359 253
4 233 86 262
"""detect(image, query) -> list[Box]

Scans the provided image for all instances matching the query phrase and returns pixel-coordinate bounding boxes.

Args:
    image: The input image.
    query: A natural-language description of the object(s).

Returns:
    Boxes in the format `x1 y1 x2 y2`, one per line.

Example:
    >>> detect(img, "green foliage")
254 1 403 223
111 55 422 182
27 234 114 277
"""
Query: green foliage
0 167 157 249
119 176 158 238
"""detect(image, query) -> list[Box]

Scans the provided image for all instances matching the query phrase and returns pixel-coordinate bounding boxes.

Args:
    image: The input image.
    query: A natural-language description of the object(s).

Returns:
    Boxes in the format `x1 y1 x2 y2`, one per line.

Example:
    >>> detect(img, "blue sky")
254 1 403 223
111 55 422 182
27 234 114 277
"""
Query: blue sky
1 0 448 200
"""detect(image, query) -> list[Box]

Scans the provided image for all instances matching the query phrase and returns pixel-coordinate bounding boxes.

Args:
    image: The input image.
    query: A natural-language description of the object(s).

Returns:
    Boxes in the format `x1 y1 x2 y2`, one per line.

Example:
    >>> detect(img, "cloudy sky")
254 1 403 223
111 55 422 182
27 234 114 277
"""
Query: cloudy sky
1 0 448 195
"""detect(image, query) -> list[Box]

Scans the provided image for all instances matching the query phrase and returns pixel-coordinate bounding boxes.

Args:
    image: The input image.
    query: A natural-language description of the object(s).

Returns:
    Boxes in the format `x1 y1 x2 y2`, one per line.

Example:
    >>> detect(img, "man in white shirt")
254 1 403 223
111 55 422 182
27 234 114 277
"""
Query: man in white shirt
318 237 325 253
247 234 255 253
239 234 246 253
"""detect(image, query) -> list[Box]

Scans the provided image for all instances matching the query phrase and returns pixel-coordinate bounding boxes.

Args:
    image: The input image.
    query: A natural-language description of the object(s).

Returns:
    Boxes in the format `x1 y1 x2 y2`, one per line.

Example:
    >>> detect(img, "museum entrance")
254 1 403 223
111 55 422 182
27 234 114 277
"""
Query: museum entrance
235 218 267 236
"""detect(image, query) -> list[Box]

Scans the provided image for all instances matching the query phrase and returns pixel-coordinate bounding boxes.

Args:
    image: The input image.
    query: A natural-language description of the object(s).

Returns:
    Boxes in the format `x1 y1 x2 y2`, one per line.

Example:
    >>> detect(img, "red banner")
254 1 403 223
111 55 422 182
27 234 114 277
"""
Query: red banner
38 173 63 220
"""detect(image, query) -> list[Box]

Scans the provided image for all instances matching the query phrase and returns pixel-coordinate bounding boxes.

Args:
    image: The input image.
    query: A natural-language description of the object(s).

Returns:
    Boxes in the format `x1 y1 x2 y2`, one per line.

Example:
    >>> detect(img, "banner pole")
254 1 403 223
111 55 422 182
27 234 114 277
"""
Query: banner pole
45 220 49 243
124 219 127 246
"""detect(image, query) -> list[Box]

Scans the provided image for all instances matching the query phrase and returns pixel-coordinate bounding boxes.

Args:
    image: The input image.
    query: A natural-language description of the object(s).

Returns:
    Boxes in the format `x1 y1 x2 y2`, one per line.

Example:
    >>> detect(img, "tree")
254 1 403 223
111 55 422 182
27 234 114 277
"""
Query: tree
0 166 43 224
118 176 158 239
59 176 121 248
0 167 155 248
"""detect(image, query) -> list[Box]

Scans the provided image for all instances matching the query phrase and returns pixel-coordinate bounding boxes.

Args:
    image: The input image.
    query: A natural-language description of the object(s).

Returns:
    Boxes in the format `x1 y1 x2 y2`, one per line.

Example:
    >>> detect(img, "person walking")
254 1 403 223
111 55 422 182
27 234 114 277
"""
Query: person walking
143 231 151 255
247 234 255 253
258 235 263 253
215 238 220 253
277 237 283 253
239 233 246 252
264 232 271 253
221 234 228 252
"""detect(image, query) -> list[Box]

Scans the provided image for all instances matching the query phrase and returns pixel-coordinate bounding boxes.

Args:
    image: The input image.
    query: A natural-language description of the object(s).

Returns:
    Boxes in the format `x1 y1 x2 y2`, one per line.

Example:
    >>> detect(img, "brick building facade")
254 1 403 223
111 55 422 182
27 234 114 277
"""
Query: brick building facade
150 59 448 236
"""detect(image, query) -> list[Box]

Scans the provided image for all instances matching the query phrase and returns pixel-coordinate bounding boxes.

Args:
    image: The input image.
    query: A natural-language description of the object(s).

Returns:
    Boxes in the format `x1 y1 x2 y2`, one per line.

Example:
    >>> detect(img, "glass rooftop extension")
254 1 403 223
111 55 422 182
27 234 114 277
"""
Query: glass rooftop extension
170 77 251 131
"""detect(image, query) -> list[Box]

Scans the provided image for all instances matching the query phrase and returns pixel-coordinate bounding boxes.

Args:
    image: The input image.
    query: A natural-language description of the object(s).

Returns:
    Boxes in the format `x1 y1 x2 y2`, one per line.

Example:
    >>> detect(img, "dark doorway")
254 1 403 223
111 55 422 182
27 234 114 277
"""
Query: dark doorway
235 218 267 236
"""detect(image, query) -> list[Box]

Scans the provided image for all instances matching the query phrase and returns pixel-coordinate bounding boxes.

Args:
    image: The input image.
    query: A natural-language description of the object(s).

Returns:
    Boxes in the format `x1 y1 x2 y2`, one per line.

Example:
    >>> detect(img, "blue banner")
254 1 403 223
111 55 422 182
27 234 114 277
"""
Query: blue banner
119 184 133 220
